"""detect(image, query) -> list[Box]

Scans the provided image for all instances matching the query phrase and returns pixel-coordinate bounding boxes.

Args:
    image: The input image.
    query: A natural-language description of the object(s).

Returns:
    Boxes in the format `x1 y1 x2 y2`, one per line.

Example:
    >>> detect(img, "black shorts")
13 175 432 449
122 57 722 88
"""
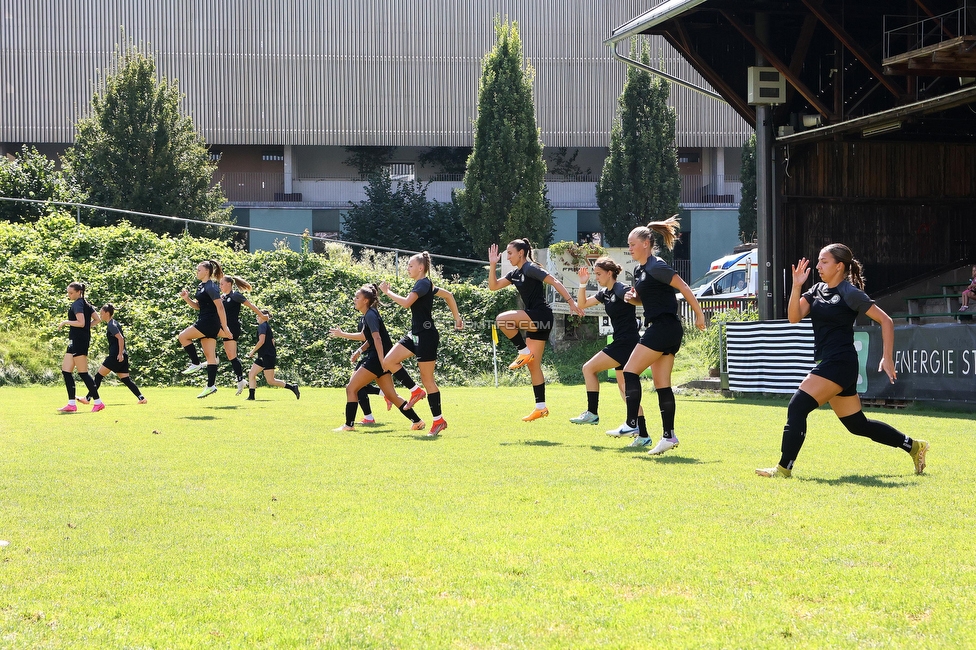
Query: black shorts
638 314 683 356
525 307 555 341
810 356 858 397
67 336 90 357
602 336 640 369
360 352 390 378
398 330 439 363
253 354 277 370
225 324 242 342
102 354 131 375
193 318 221 339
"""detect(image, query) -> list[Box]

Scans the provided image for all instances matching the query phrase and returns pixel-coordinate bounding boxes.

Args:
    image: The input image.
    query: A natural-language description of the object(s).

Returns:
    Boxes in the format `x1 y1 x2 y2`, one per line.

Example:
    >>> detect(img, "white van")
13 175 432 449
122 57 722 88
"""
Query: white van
688 248 758 299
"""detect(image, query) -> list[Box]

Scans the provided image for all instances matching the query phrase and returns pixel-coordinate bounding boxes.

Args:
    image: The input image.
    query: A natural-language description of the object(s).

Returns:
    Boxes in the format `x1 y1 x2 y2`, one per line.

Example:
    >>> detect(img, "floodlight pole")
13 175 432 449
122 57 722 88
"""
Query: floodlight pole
755 12 777 321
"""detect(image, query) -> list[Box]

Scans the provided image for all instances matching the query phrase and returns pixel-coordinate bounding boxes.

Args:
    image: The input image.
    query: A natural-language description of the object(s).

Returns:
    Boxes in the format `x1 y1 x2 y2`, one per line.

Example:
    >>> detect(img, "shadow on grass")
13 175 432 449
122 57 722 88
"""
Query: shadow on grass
801 474 916 488
499 440 564 447
205 405 242 410
181 415 217 421
638 455 717 465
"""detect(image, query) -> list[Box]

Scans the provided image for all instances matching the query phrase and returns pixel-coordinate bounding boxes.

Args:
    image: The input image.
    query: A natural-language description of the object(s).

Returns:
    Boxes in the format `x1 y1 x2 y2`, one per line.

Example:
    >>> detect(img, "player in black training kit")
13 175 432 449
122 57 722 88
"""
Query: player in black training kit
380 252 464 437
570 257 645 433
757 244 929 478
331 284 426 432
488 238 583 422
244 310 300 400
219 275 263 395
83 304 146 405
620 217 706 454
57 282 104 413
178 260 232 398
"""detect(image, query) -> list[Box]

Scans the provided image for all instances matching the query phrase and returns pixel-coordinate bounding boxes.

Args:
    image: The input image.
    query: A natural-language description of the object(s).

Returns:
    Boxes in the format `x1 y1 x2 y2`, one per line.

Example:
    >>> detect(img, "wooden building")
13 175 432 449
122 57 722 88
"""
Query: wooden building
609 0 976 317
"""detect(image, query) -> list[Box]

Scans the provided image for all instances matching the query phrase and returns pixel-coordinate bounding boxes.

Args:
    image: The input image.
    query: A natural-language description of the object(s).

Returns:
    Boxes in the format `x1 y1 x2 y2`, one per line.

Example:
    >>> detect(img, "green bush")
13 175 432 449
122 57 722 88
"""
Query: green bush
0 215 516 386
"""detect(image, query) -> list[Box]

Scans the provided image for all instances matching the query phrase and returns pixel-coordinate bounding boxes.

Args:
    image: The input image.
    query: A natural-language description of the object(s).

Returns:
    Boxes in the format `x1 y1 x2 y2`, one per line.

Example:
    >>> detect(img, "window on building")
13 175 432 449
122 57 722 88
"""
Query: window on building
262 151 284 161
678 153 700 164
385 163 415 181
208 150 222 162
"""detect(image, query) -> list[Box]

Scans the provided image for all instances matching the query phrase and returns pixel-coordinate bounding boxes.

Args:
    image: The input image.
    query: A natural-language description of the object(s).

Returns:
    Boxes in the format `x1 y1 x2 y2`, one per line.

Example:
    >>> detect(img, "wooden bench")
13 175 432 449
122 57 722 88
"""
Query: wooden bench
892 311 971 324
905 293 961 314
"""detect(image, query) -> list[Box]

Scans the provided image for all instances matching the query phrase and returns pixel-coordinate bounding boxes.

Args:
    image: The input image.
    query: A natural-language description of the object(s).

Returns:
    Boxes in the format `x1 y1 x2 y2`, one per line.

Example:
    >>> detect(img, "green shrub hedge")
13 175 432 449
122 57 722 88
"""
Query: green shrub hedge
0 215 516 386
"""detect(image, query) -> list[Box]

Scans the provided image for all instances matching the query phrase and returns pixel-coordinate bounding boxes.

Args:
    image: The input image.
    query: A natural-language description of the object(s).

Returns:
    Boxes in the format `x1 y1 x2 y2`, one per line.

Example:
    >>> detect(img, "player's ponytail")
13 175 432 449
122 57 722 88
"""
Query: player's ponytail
358 283 381 310
412 252 432 276
228 275 253 291
508 238 535 262
101 303 116 317
594 257 622 279
824 243 866 290
647 215 681 252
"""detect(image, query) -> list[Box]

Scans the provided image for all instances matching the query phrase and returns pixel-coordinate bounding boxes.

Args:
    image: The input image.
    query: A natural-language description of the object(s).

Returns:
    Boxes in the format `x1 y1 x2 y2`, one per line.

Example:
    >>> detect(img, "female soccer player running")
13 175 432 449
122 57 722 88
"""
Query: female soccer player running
330 284 425 432
83 304 146 405
219 275 263 395
379 251 464 437
488 239 583 422
244 310 300 400
569 258 644 432
621 217 706 453
177 260 231 398
756 245 929 478
57 282 103 413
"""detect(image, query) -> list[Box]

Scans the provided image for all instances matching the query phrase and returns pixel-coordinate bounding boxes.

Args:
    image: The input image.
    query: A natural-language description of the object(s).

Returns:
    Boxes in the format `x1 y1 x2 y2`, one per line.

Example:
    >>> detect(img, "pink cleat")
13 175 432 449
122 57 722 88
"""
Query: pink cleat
91 403 106 413
57 404 77 413
405 388 427 410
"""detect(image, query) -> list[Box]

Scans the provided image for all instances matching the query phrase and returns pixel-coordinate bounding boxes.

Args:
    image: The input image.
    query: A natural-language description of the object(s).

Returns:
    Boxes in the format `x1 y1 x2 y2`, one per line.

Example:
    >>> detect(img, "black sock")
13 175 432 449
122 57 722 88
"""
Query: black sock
510 331 526 351
429 391 442 418
779 390 820 469
357 386 374 416
90 373 104 399
399 403 421 423
393 368 416 390
623 372 642 429
183 344 201 365
637 415 648 438
657 387 676 437
120 377 142 398
206 364 218 387
586 390 599 415
839 411 912 450
248 388 255 400
533 382 546 404
364 384 381 395
62 371 76 400
79 372 99 400
345 401 357 426
230 357 244 381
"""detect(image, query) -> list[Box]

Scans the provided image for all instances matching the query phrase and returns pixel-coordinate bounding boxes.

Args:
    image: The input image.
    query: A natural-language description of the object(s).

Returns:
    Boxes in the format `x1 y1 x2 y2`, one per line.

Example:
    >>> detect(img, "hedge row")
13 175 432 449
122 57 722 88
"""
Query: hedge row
0 215 516 386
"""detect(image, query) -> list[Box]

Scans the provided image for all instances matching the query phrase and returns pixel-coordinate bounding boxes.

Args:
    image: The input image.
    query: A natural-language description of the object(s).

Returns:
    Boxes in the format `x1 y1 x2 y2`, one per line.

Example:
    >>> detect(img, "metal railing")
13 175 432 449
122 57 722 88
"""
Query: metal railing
884 2 972 59
680 174 742 206
678 296 757 323
0 197 489 275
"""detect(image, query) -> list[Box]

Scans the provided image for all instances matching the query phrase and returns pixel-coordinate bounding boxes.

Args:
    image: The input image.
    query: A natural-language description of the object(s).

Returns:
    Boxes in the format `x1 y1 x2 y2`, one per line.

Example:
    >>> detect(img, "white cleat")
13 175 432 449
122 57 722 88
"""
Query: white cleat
648 437 679 455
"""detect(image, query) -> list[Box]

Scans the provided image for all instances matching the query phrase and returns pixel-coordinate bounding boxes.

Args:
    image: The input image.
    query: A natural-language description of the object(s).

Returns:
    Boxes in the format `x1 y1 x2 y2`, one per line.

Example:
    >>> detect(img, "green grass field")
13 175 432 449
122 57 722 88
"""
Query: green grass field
1 384 974 648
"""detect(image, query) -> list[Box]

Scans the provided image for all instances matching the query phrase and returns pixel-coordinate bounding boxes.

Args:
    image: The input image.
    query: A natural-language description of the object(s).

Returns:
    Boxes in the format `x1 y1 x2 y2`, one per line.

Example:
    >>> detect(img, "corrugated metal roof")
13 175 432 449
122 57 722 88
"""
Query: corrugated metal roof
607 0 711 45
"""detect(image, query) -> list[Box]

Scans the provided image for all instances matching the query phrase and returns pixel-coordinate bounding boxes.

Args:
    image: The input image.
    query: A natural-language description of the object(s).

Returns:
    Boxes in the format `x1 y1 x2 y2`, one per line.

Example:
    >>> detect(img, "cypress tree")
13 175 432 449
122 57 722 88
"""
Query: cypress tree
738 133 758 242
597 39 680 247
457 18 552 255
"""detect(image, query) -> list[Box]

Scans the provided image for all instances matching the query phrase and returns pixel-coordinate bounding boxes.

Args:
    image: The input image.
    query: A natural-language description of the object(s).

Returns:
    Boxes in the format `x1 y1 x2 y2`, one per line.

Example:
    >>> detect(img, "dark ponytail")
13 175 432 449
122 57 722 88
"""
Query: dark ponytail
358 283 380 310
823 243 865 290
593 257 622 279
508 238 535 262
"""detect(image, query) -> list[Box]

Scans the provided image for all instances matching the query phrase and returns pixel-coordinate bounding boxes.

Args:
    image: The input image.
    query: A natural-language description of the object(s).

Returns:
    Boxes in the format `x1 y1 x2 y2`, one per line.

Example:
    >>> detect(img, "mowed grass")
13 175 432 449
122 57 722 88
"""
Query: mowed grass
1 384 975 649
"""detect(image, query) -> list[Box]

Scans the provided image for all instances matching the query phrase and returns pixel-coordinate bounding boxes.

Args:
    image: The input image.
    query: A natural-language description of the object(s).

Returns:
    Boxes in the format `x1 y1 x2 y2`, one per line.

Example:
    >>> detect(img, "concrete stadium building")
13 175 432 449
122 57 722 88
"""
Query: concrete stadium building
1 0 752 277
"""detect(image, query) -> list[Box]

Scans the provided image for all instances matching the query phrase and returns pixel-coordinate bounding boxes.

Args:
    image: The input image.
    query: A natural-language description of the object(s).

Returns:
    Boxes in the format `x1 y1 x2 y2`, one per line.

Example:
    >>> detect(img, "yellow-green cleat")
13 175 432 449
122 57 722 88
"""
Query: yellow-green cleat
756 465 792 478
910 439 929 475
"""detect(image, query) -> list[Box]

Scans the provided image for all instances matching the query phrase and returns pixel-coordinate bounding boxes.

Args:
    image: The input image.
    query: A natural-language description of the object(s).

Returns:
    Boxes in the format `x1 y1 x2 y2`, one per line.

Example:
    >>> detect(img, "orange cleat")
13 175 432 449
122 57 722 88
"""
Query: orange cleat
521 407 549 422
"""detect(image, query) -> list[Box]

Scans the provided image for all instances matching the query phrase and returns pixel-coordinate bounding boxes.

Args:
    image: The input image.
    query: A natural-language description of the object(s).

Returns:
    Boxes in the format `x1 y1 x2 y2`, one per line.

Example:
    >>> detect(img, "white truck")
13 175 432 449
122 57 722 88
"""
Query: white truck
688 247 758 300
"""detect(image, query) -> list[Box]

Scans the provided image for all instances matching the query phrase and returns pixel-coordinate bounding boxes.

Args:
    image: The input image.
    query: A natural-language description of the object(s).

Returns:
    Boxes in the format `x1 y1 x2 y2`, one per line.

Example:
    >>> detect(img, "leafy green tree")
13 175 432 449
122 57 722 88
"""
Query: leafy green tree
597 39 681 246
342 171 475 277
457 18 552 255
738 133 758 243
63 45 229 237
0 146 80 222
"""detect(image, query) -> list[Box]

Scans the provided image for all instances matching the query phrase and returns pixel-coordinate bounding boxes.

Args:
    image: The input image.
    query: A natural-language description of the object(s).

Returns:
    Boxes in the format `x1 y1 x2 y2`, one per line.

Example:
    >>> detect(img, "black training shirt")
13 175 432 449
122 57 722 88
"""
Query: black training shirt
595 282 639 342
222 291 247 327
802 280 875 361
362 307 394 357
196 280 221 321
106 318 125 358
409 277 439 334
257 321 276 357
505 261 551 311
68 298 94 341
633 256 677 323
